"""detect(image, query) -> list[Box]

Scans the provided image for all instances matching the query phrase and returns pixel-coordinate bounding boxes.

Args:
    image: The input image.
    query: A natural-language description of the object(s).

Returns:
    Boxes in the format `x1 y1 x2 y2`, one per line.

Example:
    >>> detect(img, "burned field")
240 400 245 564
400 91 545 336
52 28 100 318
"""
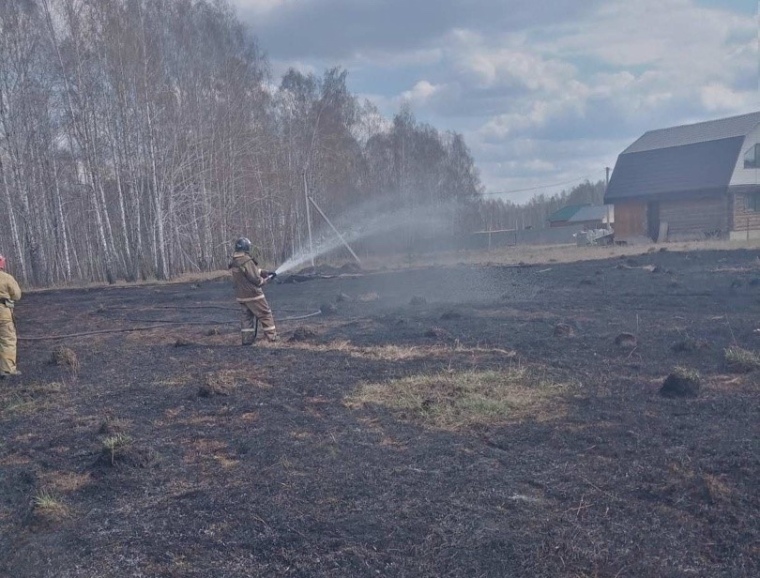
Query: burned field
1 248 759 578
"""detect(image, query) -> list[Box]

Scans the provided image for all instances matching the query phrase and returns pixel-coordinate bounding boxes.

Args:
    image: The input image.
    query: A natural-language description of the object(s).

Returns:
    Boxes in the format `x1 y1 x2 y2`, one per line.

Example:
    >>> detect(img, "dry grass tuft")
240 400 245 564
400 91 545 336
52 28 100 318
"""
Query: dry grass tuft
703 473 734 502
724 346 760 373
41 471 92 494
32 491 69 521
198 369 270 397
154 374 194 388
346 368 568 429
284 340 516 362
50 346 80 372
357 292 380 302
102 433 133 465
98 415 131 435
1 381 63 416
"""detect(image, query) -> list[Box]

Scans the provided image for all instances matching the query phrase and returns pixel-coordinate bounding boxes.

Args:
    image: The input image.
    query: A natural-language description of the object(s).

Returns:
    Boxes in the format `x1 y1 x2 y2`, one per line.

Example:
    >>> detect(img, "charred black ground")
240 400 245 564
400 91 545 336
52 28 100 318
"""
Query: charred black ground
1 248 759 577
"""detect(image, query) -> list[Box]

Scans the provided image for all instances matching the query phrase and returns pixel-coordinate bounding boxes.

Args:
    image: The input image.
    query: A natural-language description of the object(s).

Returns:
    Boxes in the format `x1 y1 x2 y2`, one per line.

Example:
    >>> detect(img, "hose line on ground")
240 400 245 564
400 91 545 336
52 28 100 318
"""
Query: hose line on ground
17 311 322 341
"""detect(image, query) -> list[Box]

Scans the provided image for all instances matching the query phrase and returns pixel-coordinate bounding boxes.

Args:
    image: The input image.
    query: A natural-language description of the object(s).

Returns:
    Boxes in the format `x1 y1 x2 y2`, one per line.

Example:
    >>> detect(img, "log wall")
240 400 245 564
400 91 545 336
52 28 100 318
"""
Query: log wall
659 196 727 238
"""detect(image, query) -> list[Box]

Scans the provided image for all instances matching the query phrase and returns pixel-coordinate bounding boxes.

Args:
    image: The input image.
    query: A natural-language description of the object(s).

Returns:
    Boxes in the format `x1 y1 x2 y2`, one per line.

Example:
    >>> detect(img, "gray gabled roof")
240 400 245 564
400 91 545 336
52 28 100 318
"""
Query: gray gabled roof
568 205 614 224
547 204 587 222
624 111 760 154
605 112 760 202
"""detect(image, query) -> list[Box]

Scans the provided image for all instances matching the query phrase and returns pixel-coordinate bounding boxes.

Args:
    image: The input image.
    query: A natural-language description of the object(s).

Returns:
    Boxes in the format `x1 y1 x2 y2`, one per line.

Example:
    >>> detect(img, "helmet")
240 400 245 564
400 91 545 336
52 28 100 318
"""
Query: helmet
234 237 252 253
0 254 5 270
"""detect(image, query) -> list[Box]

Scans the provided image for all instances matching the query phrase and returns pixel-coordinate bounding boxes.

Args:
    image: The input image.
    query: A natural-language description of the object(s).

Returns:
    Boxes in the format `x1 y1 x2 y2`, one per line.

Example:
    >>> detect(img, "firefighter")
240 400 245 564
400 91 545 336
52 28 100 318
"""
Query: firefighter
228 238 278 345
0 254 22 378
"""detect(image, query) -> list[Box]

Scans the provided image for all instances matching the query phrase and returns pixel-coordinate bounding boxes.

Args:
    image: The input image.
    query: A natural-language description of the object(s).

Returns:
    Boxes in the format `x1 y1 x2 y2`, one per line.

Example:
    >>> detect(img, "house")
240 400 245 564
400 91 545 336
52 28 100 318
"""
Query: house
567 205 614 228
604 111 760 242
547 204 614 228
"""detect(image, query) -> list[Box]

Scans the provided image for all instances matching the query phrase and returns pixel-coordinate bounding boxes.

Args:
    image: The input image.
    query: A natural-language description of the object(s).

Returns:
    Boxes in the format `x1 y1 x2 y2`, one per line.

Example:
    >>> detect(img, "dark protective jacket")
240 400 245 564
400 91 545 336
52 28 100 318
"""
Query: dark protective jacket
228 252 270 302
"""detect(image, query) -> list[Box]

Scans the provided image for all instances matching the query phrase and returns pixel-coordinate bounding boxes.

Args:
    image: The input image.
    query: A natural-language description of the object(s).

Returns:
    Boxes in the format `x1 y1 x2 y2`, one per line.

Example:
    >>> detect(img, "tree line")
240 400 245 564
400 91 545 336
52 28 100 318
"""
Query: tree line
474 180 607 232
0 0 603 287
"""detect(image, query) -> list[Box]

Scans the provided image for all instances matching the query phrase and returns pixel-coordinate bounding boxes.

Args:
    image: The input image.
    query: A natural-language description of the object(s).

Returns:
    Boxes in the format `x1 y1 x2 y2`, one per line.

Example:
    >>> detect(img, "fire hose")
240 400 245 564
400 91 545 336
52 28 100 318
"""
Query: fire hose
17 309 321 341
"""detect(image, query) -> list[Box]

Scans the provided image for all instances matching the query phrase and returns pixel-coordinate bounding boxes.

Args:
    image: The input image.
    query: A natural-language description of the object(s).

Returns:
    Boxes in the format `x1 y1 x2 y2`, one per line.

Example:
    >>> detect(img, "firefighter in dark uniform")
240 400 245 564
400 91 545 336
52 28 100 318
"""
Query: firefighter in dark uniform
228 238 278 344
0 254 22 378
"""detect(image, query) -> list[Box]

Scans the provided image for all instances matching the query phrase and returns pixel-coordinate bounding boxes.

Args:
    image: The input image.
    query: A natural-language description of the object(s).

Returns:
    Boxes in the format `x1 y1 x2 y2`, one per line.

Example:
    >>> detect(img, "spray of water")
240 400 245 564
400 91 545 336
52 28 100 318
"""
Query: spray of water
275 235 352 275
274 200 454 275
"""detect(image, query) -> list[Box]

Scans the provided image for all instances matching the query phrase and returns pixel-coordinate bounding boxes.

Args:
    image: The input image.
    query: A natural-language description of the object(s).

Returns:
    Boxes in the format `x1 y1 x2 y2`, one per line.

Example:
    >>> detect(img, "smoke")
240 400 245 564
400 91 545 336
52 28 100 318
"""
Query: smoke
275 199 458 275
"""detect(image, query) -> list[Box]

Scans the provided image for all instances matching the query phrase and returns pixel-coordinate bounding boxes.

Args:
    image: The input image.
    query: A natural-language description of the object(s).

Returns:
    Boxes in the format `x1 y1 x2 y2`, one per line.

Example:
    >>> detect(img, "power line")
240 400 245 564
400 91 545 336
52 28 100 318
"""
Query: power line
481 174 596 197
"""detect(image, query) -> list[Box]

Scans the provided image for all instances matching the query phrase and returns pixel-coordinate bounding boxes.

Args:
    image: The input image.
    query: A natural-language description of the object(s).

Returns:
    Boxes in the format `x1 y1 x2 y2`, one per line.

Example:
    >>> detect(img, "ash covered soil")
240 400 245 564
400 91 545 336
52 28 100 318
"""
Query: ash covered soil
1 248 759 578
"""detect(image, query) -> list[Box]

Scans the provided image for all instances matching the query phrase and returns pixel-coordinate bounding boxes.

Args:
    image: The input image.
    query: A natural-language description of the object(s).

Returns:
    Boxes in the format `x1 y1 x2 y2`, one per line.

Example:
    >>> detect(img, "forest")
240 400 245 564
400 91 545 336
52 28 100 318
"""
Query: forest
0 0 603 286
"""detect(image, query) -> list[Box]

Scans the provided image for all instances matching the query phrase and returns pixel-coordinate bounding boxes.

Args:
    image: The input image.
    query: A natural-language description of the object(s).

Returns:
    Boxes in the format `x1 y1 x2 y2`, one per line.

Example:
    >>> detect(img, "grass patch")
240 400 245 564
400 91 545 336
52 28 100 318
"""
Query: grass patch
724 346 760 373
2 396 37 415
285 340 516 362
346 368 567 429
50 346 80 373
671 365 701 381
102 433 133 466
33 491 69 520
154 373 194 388
1 382 63 416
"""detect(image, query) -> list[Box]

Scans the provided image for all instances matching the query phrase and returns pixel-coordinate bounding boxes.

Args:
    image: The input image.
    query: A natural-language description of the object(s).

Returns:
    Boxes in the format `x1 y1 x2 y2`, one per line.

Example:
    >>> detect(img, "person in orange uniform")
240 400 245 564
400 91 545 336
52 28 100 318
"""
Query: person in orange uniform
228 238 278 345
0 254 22 378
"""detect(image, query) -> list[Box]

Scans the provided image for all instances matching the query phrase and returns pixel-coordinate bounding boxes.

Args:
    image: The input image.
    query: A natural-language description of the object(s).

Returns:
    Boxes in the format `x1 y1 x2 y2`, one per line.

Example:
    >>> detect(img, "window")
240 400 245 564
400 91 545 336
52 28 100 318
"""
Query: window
744 143 760 168
746 193 760 212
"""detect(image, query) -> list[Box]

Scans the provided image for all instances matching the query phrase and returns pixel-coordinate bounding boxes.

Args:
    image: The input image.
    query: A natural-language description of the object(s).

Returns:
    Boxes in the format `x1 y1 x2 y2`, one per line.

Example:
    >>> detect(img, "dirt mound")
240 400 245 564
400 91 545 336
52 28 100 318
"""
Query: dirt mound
554 323 575 337
440 310 462 320
671 338 710 353
289 326 319 342
320 302 338 315
660 367 701 398
425 326 453 340
614 333 638 348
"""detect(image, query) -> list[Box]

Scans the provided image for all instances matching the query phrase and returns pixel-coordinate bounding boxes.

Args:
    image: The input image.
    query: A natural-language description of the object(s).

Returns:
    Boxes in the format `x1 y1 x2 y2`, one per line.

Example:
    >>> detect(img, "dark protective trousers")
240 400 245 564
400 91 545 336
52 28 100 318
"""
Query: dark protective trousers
239 295 277 345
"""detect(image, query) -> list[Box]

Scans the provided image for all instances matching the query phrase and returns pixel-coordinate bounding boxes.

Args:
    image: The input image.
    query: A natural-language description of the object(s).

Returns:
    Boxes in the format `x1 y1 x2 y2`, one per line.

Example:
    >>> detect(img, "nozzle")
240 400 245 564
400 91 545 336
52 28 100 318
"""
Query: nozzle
269 271 278 280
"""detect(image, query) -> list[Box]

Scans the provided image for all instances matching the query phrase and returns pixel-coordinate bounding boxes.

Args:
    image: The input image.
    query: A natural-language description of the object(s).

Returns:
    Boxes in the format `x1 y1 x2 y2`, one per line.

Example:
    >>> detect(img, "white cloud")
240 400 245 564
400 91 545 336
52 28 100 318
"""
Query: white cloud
701 82 753 112
450 34 578 93
401 80 441 106
352 48 443 70
231 0 757 197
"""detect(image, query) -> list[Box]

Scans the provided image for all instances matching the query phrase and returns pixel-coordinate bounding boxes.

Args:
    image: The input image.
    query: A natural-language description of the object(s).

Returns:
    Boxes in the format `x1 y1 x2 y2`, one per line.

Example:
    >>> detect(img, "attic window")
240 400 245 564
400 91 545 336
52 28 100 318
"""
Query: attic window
744 144 760 169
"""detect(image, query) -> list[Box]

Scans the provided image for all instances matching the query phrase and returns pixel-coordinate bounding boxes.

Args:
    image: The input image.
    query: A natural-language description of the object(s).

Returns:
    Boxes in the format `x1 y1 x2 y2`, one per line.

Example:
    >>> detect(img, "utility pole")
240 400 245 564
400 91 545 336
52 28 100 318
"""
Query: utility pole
307 195 362 266
605 167 612 231
302 170 314 267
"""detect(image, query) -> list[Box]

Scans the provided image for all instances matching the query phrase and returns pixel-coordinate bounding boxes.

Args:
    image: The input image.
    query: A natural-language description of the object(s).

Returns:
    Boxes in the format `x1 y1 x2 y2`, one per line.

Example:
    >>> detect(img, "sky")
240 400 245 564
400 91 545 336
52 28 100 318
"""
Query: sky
231 0 758 203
